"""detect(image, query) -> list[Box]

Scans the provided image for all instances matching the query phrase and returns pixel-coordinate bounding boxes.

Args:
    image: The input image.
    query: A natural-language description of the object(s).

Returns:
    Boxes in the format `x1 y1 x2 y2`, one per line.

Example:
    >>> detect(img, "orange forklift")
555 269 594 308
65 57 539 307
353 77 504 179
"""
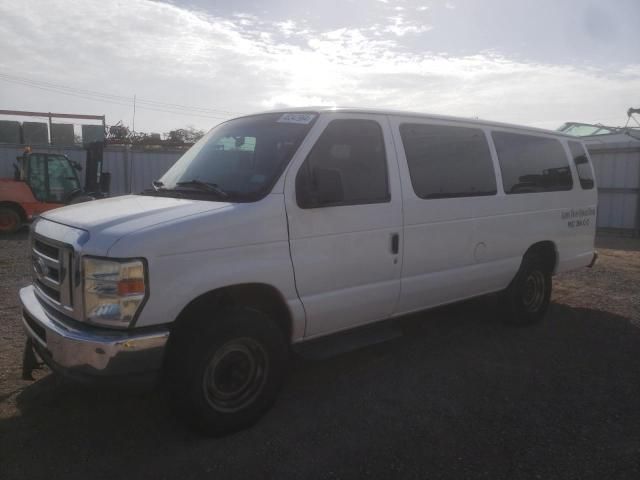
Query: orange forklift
0 142 110 233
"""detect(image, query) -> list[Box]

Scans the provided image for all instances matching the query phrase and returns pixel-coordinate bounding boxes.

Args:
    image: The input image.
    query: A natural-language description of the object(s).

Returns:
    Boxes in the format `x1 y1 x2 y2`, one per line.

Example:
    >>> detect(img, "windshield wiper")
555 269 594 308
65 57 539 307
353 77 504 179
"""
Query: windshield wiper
175 180 229 199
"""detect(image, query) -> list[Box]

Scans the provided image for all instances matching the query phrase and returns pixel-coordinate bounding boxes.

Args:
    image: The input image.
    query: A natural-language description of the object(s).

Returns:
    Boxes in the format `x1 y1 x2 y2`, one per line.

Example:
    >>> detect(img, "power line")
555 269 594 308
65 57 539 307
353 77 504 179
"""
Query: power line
0 73 234 119
0 72 244 120
0 71 243 115
0 76 229 120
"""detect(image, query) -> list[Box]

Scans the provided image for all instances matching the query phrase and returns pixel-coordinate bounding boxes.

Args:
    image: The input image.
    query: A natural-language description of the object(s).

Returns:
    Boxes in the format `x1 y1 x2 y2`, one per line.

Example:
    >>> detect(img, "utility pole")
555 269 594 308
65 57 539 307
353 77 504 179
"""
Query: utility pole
132 94 137 134
48 112 53 145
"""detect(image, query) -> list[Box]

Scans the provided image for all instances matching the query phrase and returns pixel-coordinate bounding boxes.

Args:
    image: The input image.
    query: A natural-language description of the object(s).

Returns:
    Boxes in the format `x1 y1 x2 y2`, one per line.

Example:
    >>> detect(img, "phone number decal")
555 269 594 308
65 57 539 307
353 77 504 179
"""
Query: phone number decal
561 207 596 228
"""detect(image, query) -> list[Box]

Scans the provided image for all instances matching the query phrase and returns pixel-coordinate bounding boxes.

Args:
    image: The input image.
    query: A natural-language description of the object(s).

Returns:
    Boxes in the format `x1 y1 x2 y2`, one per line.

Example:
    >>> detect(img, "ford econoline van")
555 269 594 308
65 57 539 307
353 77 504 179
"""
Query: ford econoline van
20 108 597 434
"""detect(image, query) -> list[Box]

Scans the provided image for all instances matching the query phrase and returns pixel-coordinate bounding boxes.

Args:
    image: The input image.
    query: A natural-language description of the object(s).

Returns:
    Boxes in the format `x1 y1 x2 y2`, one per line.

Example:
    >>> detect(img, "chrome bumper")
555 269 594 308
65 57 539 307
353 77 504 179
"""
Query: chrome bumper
20 285 169 381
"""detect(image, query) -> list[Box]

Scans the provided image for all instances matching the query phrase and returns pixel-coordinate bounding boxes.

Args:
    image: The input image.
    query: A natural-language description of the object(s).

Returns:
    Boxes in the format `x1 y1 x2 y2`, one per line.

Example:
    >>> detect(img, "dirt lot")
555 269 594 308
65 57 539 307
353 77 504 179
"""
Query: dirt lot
1 232 639 479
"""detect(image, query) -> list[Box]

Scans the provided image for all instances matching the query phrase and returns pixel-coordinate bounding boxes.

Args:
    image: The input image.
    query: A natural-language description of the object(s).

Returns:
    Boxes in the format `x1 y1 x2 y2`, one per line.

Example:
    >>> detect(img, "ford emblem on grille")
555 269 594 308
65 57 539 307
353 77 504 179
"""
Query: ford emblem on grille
34 256 48 278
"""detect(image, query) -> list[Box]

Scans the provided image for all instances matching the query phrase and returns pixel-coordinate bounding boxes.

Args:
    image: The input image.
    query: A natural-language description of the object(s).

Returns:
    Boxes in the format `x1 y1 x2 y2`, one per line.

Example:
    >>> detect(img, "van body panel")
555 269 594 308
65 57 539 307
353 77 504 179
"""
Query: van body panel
92 193 304 337
388 116 597 316
283 112 404 337
390 116 511 314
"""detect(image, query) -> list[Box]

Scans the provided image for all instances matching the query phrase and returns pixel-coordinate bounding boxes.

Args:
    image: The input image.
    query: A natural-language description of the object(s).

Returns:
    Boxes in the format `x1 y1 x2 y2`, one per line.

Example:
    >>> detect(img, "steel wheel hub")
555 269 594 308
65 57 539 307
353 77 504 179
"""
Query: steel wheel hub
522 270 545 312
202 338 268 413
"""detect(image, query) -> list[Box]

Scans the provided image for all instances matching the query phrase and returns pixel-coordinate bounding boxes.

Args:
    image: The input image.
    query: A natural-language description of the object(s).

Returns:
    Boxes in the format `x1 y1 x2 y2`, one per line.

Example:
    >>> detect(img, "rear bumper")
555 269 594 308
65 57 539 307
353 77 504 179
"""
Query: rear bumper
20 285 170 385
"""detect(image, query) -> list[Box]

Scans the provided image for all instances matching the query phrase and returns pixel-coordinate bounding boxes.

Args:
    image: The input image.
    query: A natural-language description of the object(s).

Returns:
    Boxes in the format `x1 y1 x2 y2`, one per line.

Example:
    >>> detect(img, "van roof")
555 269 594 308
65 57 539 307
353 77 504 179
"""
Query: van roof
246 106 575 139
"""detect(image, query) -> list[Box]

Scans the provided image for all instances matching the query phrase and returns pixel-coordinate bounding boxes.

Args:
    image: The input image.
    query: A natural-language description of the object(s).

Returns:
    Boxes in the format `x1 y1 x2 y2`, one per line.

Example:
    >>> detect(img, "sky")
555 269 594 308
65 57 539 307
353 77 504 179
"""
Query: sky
0 0 638 134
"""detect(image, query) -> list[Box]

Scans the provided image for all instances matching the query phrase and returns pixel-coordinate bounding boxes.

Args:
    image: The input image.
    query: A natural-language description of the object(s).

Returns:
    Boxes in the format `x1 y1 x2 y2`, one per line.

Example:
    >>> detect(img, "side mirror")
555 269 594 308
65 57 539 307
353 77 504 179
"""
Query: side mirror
296 166 344 208
71 160 83 171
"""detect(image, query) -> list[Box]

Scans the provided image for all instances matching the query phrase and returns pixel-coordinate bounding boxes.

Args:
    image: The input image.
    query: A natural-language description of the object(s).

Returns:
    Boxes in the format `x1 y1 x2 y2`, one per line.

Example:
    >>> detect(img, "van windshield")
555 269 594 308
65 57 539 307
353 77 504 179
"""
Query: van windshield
152 112 317 202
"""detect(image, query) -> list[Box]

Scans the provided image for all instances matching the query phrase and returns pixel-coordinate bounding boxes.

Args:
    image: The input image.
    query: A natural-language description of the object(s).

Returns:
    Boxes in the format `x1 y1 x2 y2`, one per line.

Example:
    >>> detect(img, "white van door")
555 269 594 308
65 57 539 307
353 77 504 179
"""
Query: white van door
284 113 403 338
389 117 503 314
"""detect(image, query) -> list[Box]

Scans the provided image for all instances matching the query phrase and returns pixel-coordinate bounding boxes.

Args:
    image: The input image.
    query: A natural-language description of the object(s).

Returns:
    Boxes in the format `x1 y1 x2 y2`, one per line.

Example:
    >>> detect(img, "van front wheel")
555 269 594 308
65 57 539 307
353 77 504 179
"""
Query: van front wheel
501 254 552 325
166 307 288 436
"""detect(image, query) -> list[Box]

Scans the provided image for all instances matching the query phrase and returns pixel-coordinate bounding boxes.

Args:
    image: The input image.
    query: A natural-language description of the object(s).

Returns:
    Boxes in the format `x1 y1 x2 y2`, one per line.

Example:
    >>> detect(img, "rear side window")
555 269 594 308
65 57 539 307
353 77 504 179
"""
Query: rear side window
492 131 573 194
400 123 496 199
296 119 389 208
568 141 595 189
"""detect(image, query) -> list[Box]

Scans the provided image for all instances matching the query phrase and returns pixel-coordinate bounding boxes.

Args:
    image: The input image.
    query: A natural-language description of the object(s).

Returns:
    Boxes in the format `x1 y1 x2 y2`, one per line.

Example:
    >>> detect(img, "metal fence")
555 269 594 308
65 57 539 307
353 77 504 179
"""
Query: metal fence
0 143 184 195
589 145 640 235
101 146 184 195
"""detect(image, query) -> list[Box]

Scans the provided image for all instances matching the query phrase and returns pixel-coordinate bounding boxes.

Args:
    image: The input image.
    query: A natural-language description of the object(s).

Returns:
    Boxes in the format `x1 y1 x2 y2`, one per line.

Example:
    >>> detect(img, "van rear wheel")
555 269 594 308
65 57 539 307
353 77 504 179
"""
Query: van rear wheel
166 307 288 436
501 253 552 325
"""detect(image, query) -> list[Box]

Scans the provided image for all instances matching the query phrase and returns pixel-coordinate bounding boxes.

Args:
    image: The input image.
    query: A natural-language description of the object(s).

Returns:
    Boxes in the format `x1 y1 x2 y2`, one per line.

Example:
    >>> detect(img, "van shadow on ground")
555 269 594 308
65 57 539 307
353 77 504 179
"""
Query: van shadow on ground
2 300 640 480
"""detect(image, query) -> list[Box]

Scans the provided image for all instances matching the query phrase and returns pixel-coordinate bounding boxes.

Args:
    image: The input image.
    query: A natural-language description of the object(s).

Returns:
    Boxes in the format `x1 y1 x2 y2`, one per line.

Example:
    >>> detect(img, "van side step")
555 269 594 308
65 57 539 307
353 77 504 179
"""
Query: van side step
293 322 402 360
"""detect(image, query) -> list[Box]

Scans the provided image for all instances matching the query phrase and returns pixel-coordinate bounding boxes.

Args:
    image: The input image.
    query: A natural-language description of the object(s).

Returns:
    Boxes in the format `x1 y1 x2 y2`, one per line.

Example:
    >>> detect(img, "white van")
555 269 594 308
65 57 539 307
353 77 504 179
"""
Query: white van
20 108 597 434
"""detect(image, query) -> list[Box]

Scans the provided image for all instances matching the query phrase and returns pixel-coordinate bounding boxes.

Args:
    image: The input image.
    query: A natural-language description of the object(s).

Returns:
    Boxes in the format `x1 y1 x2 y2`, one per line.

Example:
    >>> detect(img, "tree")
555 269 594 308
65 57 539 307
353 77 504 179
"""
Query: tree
104 121 205 145
165 126 205 145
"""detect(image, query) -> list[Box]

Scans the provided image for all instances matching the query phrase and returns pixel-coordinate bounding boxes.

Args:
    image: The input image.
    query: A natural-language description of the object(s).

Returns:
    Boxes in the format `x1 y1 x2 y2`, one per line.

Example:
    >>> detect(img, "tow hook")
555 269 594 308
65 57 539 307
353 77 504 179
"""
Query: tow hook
22 338 44 381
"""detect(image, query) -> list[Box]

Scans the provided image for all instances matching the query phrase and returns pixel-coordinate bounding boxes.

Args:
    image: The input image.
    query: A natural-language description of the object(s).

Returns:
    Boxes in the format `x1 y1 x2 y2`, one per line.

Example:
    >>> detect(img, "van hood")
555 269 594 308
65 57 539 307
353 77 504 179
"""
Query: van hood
35 192 287 269
42 194 228 237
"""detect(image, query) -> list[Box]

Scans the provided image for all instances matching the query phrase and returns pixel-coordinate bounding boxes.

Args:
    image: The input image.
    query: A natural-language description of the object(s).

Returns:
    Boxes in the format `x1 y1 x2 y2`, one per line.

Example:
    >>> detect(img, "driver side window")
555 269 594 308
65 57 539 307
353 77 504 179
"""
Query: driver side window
296 119 390 209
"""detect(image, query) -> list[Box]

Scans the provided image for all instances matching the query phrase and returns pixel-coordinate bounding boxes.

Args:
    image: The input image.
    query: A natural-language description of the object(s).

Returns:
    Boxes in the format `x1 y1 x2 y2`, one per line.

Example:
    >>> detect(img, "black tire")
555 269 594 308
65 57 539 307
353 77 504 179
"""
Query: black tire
0 207 21 234
165 307 288 436
501 253 552 325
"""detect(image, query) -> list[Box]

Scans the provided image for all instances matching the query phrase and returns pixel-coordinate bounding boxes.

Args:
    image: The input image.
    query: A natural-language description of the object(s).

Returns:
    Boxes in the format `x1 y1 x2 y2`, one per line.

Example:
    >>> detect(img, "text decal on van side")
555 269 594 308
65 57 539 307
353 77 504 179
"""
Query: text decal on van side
561 207 596 228
277 113 316 124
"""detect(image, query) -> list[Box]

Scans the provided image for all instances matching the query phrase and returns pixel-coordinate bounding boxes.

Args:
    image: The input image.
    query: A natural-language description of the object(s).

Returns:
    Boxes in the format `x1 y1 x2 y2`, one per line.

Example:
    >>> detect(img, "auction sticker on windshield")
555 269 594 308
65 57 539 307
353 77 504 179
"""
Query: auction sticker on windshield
277 113 316 124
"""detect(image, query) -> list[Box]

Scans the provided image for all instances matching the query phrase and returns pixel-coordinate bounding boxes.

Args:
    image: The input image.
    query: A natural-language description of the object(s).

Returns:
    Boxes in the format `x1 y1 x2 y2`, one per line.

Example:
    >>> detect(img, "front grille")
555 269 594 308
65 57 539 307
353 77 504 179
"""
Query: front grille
24 310 46 343
47 268 60 282
35 279 61 302
34 239 59 259
32 235 74 310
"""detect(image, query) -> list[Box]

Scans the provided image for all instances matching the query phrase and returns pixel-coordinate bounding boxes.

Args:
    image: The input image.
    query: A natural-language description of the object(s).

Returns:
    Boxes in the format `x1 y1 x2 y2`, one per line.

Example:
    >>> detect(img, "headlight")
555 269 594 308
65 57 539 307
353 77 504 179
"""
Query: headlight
83 257 147 328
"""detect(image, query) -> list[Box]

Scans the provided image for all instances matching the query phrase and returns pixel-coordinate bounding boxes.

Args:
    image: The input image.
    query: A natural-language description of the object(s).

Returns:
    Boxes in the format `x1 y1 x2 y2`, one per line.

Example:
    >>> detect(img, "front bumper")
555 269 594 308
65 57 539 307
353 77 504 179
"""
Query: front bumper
20 285 170 384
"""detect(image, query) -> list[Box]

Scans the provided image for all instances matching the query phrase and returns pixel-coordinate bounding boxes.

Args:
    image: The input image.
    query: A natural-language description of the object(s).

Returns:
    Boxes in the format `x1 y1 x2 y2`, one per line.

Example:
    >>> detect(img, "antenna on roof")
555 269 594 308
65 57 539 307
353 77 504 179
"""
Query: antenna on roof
625 107 640 128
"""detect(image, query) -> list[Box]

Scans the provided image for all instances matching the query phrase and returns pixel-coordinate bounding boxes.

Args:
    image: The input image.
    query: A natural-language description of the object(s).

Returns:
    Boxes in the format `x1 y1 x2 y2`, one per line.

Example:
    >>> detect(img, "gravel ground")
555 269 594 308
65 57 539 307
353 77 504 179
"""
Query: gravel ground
1 231 639 479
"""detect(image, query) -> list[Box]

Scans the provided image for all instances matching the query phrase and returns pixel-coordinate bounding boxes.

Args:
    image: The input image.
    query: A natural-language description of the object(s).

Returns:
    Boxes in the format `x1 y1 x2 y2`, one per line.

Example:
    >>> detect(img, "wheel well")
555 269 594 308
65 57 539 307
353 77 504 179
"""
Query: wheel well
0 201 27 221
524 241 558 274
171 283 293 343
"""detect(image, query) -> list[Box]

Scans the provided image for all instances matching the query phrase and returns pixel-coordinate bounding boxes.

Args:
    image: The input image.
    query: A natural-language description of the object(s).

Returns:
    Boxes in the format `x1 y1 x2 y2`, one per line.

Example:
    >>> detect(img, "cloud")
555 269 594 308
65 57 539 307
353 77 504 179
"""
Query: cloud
0 0 638 132
383 15 432 36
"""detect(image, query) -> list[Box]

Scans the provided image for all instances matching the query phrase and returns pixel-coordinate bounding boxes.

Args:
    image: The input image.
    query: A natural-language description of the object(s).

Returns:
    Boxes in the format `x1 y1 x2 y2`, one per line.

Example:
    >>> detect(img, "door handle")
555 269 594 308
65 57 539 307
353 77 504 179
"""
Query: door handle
390 233 399 255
